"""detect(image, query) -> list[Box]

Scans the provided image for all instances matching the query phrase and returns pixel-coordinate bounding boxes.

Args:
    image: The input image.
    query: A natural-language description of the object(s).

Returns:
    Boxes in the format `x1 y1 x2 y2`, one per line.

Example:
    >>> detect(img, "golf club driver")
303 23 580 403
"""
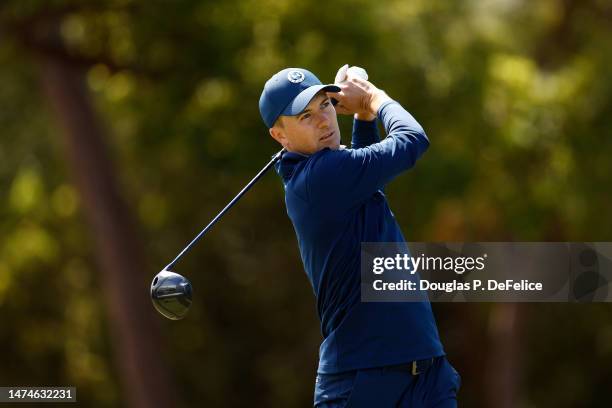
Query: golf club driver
151 149 284 320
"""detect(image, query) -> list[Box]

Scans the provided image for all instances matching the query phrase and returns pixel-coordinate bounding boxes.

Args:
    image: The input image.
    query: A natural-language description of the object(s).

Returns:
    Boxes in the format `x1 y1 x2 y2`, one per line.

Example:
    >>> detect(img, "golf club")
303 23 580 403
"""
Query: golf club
151 149 285 320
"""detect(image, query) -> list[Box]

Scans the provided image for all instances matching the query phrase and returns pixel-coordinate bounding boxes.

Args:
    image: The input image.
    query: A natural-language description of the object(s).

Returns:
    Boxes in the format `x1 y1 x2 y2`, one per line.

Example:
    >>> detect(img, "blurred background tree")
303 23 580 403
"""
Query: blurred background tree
1 0 611 407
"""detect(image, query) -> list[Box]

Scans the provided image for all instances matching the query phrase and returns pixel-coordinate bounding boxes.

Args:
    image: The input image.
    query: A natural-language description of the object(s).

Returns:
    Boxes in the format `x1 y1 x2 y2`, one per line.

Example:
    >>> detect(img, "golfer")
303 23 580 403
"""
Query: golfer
259 68 460 407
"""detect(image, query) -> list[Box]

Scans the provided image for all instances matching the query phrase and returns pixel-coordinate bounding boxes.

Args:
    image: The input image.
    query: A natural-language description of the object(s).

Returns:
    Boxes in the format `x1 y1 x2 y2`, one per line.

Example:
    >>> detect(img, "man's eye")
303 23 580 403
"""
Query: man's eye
322 101 330 108
300 113 311 120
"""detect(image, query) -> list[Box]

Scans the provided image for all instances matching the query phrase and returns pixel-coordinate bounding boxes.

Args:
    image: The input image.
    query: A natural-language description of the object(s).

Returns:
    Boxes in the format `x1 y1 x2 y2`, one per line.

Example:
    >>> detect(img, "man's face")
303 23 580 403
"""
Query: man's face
269 92 341 155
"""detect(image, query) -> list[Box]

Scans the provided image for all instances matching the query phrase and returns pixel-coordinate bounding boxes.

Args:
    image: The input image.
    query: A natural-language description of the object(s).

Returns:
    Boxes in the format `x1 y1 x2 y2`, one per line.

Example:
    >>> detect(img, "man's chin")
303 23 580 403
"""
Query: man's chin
315 137 342 152
327 137 342 150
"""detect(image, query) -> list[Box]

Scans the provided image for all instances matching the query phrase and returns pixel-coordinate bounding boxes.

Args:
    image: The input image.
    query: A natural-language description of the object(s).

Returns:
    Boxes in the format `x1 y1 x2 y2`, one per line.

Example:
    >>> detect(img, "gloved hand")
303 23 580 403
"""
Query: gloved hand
334 64 368 84
329 65 387 119
332 64 368 106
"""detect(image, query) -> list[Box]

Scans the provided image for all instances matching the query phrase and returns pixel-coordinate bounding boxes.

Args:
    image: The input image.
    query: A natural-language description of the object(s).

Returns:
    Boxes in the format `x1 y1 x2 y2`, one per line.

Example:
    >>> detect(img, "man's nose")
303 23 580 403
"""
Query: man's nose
316 111 330 128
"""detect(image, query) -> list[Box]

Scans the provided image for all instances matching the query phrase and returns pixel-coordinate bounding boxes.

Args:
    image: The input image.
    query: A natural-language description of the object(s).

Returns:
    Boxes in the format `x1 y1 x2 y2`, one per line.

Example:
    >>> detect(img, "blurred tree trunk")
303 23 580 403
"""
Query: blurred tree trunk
37 32 178 408
485 303 524 408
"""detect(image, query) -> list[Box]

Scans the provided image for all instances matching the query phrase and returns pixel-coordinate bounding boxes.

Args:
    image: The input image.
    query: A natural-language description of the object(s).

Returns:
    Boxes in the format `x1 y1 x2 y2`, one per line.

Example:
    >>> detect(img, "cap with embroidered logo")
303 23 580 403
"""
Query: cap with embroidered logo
259 68 340 128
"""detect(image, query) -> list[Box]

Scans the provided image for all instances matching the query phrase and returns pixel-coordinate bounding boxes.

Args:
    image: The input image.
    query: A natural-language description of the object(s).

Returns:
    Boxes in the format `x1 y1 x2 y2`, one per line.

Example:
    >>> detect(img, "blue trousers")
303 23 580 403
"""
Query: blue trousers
314 357 460 408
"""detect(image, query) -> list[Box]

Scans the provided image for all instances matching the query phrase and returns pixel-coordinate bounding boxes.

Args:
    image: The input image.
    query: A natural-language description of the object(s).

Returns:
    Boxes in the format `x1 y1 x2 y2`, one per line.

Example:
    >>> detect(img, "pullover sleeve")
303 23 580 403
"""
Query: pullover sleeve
309 100 429 211
351 117 380 149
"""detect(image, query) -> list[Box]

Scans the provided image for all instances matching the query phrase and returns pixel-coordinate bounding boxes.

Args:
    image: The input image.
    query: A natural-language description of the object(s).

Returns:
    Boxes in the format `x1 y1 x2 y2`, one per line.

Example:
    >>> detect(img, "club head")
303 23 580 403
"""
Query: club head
150 270 192 320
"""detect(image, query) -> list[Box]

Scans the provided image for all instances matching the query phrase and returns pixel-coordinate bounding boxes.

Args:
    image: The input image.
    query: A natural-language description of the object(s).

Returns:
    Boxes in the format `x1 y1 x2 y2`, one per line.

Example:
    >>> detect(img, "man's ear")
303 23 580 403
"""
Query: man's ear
269 126 287 147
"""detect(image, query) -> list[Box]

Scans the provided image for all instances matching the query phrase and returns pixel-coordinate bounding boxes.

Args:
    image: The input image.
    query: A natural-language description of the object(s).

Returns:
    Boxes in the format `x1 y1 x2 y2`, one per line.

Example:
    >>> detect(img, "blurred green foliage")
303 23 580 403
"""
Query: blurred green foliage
1 0 612 406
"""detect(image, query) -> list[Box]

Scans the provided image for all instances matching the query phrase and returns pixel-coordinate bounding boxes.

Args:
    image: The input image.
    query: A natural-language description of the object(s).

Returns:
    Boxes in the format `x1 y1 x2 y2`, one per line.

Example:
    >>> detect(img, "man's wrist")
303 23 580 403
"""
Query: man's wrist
354 111 377 121
368 90 392 116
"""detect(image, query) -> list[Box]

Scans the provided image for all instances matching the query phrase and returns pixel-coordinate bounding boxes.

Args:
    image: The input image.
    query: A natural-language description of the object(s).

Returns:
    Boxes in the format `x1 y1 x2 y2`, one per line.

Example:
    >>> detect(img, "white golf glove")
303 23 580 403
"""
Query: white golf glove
334 64 368 84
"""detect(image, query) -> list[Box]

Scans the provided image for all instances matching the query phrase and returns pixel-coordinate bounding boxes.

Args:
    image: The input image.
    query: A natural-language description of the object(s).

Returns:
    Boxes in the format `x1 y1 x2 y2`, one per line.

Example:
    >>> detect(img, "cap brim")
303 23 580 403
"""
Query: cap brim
281 84 341 116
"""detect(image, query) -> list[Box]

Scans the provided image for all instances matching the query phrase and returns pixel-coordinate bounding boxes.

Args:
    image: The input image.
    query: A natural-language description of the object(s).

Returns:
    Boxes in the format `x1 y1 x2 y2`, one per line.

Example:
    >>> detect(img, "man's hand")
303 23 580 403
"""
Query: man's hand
327 77 391 120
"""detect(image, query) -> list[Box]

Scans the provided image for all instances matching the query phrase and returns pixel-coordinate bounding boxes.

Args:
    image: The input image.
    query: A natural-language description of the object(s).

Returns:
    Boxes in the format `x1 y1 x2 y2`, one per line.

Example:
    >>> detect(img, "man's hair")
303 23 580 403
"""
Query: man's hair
273 116 284 128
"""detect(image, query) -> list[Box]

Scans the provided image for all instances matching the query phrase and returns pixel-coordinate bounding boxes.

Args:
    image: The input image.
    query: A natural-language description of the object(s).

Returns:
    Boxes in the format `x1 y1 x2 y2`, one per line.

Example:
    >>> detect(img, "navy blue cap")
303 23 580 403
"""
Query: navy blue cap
259 68 341 128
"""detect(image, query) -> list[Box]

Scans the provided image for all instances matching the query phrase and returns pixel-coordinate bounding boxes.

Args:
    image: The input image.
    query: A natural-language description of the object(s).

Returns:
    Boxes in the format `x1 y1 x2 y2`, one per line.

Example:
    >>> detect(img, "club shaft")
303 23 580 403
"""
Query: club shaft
164 149 284 270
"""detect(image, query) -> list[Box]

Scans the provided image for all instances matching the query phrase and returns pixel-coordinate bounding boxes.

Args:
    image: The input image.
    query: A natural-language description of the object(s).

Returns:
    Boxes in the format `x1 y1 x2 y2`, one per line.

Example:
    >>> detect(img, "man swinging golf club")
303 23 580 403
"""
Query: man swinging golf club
259 67 461 407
